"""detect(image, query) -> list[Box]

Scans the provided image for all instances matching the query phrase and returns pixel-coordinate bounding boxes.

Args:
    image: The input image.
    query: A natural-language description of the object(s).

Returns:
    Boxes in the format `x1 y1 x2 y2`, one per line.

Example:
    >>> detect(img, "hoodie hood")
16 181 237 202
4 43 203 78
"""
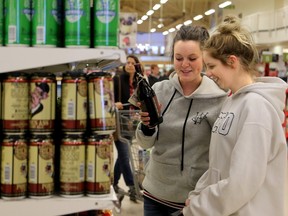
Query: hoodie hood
169 71 228 99
235 76 288 120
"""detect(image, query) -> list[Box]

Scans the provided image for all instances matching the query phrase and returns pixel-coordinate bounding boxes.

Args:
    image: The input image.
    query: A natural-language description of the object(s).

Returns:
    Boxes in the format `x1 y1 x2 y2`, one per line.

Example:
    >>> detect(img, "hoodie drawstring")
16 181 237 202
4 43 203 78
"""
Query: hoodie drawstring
181 99 193 171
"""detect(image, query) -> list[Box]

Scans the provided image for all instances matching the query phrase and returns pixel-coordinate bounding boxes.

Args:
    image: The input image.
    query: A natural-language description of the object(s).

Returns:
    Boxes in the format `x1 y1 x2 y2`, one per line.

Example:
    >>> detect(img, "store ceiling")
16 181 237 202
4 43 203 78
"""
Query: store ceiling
120 0 222 33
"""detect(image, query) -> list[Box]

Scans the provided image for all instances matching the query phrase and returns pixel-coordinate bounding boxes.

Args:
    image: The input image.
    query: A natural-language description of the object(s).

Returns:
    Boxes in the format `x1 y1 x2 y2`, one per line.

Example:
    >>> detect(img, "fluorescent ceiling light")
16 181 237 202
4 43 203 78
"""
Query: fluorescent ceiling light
169 28 176 32
219 1 232 8
183 20 192 25
205 9 215 15
153 4 161 10
147 10 154 16
141 15 148 20
137 20 143 24
193 15 203 20
163 31 169 35
150 28 156 32
160 0 168 4
157 23 164 28
176 24 183 30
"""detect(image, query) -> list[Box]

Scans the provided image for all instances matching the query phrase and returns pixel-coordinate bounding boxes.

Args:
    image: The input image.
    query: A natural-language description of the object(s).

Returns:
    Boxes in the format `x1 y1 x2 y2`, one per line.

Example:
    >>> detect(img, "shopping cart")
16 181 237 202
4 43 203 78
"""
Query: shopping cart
114 107 145 203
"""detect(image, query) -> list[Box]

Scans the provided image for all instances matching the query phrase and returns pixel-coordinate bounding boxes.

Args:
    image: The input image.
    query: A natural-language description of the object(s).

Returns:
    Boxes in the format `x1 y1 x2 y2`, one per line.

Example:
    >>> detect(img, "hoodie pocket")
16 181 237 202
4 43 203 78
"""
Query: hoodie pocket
188 167 208 188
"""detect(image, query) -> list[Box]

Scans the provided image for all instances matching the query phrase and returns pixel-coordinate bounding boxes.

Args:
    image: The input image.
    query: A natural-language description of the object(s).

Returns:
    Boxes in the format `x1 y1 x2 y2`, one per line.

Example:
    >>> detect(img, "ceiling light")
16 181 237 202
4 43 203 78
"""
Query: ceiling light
153 4 161 10
137 20 143 24
219 1 232 8
183 20 192 25
193 15 203 21
147 10 154 16
205 9 215 15
176 24 183 30
157 23 164 28
160 0 168 4
163 31 169 35
150 28 156 32
169 28 176 32
141 15 148 20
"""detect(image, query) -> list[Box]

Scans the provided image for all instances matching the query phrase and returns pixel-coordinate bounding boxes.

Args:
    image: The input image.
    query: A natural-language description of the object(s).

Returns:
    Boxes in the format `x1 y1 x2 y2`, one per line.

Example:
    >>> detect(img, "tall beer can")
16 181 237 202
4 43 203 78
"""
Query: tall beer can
4 0 33 46
64 0 90 48
2 72 29 132
0 0 4 46
93 0 119 48
86 133 112 196
31 0 61 47
28 133 55 198
1 133 28 200
29 72 56 132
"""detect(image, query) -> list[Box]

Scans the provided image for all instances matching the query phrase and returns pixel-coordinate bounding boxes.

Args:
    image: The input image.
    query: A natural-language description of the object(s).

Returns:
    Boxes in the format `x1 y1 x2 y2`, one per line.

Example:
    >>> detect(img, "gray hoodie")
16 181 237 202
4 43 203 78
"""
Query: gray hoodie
136 72 228 203
183 77 288 216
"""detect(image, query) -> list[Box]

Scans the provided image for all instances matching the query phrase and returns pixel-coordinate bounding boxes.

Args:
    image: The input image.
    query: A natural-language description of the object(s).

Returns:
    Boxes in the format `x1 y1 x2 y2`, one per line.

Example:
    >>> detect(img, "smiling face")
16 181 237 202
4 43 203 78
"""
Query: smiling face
173 40 203 84
203 51 232 91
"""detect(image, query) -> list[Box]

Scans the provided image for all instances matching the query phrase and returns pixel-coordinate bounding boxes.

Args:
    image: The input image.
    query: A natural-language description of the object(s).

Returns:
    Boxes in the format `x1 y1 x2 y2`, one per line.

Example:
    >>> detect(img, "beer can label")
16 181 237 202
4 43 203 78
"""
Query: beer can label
1 136 28 198
94 0 119 47
28 136 54 197
29 75 56 132
88 76 115 132
64 0 90 47
4 0 33 46
86 134 112 195
61 78 87 131
0 0 4 46
2 75 29 131
32 0 60 47
60 137 85 196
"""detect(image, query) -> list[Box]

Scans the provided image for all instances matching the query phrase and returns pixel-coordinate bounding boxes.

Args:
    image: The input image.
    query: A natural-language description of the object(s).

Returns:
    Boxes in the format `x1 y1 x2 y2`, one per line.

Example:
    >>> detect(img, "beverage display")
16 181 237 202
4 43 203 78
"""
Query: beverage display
28 133 55 198
134 64 163 127
93 0 119 48
31 0 62 47
4 0 33 46
64 0 90 48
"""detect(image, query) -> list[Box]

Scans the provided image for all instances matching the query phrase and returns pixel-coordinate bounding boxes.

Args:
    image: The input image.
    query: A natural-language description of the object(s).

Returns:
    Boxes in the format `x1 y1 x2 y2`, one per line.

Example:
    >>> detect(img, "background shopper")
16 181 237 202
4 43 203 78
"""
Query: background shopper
135 25 228 216
183 15 288 216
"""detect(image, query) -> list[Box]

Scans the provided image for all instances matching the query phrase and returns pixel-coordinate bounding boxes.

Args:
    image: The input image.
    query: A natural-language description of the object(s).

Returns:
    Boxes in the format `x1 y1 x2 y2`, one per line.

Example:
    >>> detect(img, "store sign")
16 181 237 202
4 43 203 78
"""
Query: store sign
119 13 137 48
283 53 288 62
262 52 272 63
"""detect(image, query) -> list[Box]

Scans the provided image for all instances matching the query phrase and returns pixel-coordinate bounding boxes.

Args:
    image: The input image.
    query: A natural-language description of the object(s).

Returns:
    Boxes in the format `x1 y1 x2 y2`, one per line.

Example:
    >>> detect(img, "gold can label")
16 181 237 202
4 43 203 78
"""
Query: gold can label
28 136 55 197
1 135 28 198
60 137 85 196
86 134 112 195
61 78 87 131
2 77 29 131
29 76 56 131
88 76 115 131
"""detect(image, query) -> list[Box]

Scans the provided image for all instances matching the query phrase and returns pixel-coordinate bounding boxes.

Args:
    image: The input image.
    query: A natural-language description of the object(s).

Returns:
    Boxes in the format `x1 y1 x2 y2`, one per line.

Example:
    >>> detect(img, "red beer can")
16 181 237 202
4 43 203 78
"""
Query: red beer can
61 71 87 132
29 72 56 132
60 133 85 197
28 133 55 198
86 133 112 196
1 133 28 200
87 71 115 134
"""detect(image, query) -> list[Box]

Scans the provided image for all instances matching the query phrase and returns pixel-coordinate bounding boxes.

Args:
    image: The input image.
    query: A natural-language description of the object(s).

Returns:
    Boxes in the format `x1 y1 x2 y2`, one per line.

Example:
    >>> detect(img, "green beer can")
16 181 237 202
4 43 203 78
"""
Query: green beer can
94 0 119 48
4 0 33 46
0 0 3 46
32 0 62 47
64 0 90 48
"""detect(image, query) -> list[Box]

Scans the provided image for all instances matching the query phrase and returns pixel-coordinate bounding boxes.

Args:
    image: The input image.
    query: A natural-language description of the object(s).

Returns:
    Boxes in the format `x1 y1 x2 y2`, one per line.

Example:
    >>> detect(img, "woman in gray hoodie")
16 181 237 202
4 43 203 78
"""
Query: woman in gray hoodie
135 25 228 215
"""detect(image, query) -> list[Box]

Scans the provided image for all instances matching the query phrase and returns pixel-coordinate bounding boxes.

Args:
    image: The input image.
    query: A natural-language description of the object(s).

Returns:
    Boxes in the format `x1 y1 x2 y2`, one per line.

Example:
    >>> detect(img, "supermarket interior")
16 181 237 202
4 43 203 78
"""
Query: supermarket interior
0 0 288 216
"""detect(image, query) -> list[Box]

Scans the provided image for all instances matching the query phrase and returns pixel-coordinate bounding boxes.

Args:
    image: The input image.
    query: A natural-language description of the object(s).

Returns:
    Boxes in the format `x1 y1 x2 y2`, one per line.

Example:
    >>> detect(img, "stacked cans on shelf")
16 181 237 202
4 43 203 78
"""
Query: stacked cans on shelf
59 69 115 197
0 0 119 48
0 72 56 200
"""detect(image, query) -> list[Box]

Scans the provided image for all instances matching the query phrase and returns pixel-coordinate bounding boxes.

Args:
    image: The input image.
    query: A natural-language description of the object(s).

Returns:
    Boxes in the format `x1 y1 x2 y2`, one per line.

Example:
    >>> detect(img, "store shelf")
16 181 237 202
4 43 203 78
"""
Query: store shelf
0 187 117 216
0 47 126 73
